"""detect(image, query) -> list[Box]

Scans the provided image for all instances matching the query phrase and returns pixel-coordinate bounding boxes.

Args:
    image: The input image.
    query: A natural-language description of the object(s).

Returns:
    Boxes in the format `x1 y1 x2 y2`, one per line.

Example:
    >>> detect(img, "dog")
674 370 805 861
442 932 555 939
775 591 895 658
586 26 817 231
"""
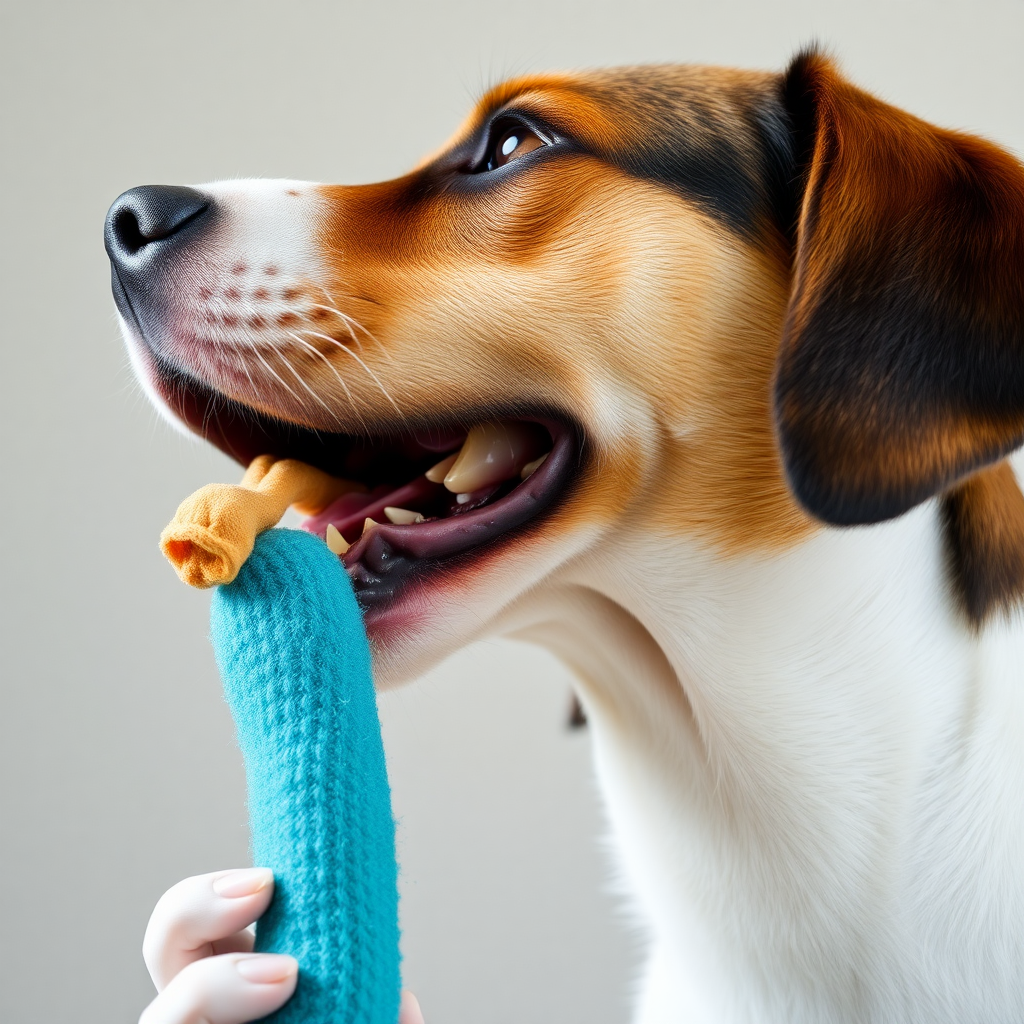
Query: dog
105 49 1024 1023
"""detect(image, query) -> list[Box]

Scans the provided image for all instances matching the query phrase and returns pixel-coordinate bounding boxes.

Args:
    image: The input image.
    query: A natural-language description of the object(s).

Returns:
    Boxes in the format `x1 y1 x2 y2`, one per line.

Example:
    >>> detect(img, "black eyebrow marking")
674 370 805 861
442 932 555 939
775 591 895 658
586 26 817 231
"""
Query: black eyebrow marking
565 67 794 239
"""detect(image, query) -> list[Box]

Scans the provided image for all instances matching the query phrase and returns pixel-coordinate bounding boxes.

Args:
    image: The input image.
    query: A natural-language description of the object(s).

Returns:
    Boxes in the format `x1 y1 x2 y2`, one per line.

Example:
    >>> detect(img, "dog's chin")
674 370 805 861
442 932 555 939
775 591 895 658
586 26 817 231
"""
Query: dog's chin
360 516 600 687
127 327 589 658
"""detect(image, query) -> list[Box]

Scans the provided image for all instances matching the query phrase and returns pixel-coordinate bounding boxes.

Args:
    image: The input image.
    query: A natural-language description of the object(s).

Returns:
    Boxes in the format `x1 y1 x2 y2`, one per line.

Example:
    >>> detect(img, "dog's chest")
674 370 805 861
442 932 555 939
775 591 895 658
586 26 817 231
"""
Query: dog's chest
560 511 1024 1022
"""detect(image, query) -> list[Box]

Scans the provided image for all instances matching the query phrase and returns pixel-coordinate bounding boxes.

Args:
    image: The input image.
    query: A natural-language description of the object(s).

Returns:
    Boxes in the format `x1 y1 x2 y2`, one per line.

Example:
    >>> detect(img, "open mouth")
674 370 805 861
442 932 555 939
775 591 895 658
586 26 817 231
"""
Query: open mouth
153 361 583 612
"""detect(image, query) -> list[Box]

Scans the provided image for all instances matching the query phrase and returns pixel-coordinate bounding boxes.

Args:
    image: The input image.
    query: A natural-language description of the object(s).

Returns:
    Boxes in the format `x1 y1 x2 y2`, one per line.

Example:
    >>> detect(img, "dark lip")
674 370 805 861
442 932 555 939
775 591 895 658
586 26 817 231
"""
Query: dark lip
110 266 147 340
146 355 585 611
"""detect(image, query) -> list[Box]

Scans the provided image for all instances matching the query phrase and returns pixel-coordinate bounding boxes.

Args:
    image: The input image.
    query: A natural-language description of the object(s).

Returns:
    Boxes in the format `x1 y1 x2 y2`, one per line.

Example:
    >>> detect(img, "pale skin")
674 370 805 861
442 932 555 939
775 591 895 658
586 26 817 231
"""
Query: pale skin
139 868 425 1024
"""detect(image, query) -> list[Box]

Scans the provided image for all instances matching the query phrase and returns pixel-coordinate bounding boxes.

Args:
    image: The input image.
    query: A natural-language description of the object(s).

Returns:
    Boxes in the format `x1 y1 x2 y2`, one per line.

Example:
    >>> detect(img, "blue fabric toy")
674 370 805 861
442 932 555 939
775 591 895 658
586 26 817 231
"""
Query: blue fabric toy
210 527 401 1024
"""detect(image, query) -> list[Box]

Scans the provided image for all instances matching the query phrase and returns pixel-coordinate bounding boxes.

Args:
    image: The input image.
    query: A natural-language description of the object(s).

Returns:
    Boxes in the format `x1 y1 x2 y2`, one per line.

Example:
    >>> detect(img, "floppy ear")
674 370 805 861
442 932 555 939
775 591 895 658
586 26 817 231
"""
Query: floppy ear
774 51 1024 526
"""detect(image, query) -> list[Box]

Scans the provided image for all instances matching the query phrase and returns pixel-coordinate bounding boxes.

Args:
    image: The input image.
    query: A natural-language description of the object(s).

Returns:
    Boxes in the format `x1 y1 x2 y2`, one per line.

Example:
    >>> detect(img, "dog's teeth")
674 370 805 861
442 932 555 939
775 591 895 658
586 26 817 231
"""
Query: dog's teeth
444 421 545 493
520 453 549 480
362 517 379 536
456 492 472 504
325 524 350 555
384 506 425 525
425 454 458 483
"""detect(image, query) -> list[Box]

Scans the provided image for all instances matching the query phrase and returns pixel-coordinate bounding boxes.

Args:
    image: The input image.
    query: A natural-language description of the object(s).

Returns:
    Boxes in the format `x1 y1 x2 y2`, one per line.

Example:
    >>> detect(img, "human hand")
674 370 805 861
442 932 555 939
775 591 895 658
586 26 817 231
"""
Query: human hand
138 868 424 1024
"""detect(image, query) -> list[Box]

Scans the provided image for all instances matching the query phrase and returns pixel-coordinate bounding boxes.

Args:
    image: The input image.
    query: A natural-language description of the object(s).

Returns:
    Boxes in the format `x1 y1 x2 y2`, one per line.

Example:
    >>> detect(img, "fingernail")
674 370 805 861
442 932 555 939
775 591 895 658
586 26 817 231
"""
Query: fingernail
236 954 298 984
401 990 425 1024
213 867 273 899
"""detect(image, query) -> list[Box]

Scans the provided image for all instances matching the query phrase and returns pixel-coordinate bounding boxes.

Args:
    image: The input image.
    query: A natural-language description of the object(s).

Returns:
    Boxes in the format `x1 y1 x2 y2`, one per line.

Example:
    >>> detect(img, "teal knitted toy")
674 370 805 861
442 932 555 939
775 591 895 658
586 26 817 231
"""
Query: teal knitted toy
210 527 401 1024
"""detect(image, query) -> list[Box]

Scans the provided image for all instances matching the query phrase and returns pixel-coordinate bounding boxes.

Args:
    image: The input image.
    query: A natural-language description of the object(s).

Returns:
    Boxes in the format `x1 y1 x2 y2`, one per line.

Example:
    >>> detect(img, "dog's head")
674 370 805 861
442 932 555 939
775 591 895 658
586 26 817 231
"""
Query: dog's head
106 51 1024 678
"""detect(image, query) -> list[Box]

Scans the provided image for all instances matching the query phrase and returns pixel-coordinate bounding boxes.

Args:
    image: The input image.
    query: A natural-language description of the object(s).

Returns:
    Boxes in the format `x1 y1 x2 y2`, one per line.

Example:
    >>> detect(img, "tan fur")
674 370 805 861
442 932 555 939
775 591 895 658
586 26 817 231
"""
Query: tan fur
306 140 815 552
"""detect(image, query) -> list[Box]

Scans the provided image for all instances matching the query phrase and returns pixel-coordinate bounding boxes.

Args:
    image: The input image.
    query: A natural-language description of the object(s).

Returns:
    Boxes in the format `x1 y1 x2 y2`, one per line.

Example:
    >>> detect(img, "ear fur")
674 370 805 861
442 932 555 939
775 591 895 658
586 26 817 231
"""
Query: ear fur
942 461 1024 625
774 50 1024 526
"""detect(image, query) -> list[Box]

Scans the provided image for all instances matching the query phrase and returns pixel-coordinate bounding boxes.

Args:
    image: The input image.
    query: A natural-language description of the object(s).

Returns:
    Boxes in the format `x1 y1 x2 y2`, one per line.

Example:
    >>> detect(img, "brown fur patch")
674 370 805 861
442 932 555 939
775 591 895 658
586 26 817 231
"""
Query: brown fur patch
775 52 1024 527
943 462 1024 625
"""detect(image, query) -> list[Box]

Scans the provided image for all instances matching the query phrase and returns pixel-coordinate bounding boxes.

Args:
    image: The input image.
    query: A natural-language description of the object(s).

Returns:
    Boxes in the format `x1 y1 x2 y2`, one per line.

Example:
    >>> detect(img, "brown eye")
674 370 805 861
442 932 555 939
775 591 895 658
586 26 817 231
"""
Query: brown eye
486 124 546 171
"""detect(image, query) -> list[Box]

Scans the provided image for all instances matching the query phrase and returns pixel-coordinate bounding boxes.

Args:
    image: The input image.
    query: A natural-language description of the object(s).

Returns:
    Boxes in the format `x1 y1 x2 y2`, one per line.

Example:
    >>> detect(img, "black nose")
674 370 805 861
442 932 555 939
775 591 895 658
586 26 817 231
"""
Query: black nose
104 185 210 265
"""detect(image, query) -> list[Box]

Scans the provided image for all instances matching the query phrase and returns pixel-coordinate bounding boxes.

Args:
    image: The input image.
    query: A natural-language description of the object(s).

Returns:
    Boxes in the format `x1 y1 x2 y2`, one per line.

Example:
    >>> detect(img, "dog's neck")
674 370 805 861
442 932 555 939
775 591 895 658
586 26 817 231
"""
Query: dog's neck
503 499 1024 1022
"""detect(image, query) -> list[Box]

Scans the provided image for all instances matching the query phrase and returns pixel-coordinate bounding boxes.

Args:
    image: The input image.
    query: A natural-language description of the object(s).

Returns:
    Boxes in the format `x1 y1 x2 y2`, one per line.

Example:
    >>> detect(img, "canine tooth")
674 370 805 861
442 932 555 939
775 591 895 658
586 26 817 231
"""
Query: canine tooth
325 524 350 555
362 517 379 535
520 453 549 479
384 506 425 525
425 454 458 483
443 422 544 494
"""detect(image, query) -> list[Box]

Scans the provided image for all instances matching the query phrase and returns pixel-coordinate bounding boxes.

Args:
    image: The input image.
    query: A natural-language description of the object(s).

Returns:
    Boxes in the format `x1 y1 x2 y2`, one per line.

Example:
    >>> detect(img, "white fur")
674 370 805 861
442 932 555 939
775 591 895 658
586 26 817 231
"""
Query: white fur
494 501 1024 1023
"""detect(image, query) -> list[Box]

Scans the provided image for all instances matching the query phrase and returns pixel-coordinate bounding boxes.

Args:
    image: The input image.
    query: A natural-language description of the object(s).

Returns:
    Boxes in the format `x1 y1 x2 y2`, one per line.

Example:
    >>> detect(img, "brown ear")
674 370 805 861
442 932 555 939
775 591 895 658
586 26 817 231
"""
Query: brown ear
774 51 1024 525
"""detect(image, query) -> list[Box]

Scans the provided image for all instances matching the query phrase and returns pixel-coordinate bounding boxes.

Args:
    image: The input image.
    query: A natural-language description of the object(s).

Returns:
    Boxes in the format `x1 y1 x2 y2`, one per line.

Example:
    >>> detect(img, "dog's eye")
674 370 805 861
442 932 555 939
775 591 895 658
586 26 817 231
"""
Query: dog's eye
483 122 547 172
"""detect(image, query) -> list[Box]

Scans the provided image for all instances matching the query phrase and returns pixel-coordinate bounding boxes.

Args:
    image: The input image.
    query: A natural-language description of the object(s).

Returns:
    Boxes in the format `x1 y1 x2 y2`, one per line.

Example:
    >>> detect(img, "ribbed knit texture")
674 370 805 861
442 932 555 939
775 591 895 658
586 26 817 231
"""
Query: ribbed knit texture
210 528 400 1024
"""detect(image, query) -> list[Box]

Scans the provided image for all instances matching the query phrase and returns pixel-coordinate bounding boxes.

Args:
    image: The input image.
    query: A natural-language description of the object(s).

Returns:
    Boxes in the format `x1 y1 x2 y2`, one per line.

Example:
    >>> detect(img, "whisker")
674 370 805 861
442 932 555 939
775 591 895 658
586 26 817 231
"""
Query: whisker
235 351 262 407
311 287 364 351
253 347 306 410
266 338 339 421
195 376 220 439
301 327 405 419
310 286 397 367
212 343 262 409
309 303 364 351
346 316 397 367
286 330 370 434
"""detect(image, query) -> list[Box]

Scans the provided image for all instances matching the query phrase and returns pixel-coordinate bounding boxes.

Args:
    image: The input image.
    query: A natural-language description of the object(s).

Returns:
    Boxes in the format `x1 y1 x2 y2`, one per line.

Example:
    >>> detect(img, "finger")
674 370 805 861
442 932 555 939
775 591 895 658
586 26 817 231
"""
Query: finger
139 953 297 1024
400 990 425 1024
144 869 275 990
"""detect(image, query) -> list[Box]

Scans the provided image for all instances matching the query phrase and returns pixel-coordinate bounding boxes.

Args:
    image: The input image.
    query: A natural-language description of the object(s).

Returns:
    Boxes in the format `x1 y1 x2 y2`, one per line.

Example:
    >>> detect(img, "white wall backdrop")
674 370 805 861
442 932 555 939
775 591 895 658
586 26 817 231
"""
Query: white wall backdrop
1 1 1021 1021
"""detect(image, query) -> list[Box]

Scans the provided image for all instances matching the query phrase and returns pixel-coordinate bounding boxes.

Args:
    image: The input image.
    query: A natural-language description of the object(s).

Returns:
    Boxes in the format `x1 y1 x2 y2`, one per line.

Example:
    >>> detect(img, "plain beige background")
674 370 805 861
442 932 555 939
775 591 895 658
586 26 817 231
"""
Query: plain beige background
1 1 1022 1021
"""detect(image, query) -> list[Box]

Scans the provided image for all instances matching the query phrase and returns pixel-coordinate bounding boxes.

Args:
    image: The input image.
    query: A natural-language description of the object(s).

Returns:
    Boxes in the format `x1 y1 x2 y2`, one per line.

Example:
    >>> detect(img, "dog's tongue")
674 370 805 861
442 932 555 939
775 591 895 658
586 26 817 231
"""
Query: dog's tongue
302 490 383 536
300 481 433 540
411 425 466 452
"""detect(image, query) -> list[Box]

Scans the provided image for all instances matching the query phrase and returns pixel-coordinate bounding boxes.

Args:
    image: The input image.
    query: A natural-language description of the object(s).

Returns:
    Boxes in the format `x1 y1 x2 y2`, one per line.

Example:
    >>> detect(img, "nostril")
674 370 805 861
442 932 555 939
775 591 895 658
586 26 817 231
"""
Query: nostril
104 185 211 262
112 207 147 255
